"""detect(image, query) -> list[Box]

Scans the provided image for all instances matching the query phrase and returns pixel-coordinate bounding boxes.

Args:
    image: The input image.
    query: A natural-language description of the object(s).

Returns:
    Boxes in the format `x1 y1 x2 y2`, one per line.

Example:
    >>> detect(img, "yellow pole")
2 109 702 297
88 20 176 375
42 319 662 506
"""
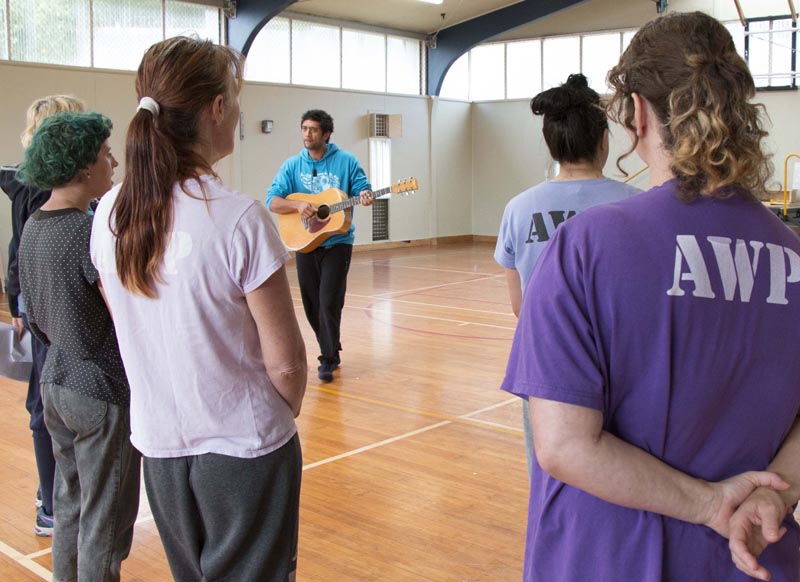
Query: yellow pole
783 153 800 217
624 166 648 184
733 0 747 26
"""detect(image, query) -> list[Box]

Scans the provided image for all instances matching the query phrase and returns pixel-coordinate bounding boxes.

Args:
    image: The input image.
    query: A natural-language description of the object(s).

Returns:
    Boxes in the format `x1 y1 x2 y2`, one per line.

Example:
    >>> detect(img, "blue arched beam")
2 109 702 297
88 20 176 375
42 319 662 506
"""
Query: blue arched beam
228 0 297 55
427 0 588 96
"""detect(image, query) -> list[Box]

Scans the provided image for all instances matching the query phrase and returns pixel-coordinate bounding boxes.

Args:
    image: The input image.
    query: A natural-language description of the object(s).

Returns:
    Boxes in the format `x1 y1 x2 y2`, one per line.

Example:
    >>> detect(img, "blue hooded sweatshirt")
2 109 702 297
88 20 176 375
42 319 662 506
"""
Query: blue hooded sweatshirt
266 143 372 247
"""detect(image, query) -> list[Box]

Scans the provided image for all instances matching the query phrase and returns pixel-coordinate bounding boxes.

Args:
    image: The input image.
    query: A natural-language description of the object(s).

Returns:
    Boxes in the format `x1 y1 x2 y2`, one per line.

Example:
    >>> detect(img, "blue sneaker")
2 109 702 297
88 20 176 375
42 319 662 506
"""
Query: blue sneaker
34 507 53 537
35 486 42 509
318 361 335 382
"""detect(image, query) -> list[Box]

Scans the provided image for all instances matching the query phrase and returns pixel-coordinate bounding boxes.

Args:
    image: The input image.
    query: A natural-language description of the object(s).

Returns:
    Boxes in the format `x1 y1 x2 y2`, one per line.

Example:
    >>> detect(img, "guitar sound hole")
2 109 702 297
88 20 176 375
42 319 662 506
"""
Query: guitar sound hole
316 205 331 220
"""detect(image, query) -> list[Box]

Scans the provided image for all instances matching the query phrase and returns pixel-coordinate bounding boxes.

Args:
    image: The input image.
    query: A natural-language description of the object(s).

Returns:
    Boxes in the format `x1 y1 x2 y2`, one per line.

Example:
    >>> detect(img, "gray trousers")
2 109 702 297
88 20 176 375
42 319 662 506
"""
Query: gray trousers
42 384 141 582
144 433 302 582
523 399 533 478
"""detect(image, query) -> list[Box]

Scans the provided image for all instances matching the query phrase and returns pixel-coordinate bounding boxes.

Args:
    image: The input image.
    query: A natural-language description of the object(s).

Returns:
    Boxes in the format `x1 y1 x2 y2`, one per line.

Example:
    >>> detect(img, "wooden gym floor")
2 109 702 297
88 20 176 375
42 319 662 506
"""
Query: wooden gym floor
0 241 528 581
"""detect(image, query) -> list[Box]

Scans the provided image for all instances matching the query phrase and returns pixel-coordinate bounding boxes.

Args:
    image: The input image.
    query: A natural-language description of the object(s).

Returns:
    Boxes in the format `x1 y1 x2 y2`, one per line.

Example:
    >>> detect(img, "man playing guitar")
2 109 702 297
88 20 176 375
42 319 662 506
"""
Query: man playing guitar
267 109 373 383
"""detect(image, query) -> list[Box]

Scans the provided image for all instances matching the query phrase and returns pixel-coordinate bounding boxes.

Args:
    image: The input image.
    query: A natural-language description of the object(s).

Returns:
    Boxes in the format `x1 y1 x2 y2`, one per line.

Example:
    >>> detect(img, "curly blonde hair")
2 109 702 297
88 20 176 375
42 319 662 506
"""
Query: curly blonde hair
21 95 86 149
606 12 772 201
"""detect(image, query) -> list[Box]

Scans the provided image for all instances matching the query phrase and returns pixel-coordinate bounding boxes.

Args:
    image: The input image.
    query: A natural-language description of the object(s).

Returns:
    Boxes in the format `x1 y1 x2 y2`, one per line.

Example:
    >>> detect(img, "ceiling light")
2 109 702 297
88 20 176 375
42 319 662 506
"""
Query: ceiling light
418 0 444 4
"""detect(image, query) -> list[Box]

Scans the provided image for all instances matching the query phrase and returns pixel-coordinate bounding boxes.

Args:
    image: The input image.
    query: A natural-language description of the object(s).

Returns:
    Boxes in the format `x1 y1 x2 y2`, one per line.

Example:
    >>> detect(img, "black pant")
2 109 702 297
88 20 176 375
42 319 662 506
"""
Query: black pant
295 243 352 364
22 313 56 515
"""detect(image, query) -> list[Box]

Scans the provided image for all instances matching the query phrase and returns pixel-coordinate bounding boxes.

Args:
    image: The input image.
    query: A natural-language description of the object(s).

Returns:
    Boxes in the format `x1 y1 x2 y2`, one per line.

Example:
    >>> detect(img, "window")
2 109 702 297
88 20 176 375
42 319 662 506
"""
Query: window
746 17 797 88
506 40 541 99
622 30 636 52
342 29 386 92
246 16 423 95
0 2 8 60
542 36 580 91
439 52 469 100
439 16 798 102
291 20 340 88
94 0 162 71
725 21 746 58
387 36 421 95
165 1 220 43
10 0 91 66
469 43 505 100
4 0 221 69
369 138 391 241
245 17 290 83
581 33 620 93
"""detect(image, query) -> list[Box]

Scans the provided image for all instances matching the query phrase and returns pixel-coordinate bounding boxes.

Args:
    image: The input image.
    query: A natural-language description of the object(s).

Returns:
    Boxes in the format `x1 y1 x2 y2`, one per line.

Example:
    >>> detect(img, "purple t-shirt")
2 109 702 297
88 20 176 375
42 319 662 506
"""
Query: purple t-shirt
502 180 800 581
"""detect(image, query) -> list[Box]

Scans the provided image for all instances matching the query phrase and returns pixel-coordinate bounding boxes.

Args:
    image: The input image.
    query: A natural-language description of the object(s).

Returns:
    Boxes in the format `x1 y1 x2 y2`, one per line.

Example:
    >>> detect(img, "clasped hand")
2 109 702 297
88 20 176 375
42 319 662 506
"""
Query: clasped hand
704 472 792 581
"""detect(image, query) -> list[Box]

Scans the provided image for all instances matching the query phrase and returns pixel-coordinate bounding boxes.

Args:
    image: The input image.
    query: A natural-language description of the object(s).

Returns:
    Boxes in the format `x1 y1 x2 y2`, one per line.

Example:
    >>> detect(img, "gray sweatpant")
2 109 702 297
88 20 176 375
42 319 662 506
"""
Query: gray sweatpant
42 383 141 582
143 433 302 582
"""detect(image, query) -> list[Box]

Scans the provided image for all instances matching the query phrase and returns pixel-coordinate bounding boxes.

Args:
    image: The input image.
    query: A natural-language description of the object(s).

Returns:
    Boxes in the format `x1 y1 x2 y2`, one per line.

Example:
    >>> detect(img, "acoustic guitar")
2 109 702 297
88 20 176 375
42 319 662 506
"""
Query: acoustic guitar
277 177 418 253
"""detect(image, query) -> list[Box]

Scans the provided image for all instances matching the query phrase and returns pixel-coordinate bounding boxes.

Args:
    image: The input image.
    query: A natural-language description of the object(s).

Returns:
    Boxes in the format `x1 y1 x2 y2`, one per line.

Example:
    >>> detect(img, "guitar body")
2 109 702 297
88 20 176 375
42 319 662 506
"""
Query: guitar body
275 178 418 253
277 189 353 253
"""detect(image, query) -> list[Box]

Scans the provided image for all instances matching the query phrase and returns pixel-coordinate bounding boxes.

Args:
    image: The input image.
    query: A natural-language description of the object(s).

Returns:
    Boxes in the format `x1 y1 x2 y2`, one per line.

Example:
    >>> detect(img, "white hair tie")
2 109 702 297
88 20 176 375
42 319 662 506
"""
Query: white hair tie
137 97 160 116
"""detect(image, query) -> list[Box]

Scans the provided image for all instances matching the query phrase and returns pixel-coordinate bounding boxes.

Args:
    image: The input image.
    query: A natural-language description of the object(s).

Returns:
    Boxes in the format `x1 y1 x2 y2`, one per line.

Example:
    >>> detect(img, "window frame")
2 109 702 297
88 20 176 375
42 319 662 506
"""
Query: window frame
744 15 798 91
2 0 222 71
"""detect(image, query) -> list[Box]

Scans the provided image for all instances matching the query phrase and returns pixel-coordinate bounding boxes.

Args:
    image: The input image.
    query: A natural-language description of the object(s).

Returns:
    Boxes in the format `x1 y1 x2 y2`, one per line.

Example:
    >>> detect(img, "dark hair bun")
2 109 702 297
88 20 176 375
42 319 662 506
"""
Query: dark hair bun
528 73 608 163
531 73 596 120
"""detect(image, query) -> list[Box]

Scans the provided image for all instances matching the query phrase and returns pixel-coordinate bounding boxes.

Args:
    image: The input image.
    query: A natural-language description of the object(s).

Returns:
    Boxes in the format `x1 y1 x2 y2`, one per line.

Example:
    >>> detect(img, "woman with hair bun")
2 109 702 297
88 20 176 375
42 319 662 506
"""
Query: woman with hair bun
494 73 639 471
90 36 307 582
501 12 800 582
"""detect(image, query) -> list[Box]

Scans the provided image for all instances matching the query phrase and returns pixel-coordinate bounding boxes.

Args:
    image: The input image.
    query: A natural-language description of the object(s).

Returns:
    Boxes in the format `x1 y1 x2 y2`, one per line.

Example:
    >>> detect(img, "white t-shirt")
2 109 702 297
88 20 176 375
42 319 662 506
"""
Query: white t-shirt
91 175 295 458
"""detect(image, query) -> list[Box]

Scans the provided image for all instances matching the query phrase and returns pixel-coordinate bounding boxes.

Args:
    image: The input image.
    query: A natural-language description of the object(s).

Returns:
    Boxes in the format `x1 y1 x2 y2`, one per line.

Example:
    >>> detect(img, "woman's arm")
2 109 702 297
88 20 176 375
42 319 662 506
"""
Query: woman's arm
728 415 800 580
504 268 522 317
530 397 788 535
246 265 307 417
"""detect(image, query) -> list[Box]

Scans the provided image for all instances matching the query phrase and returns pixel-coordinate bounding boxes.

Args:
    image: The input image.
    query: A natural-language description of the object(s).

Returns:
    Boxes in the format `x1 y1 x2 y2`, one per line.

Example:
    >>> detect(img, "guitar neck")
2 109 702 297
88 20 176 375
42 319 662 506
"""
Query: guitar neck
328 186 392 214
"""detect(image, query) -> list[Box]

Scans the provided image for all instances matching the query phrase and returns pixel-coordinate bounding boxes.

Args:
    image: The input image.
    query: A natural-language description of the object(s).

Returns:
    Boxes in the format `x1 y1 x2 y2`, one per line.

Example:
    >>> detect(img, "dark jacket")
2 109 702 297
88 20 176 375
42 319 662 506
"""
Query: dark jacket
0 165 51 317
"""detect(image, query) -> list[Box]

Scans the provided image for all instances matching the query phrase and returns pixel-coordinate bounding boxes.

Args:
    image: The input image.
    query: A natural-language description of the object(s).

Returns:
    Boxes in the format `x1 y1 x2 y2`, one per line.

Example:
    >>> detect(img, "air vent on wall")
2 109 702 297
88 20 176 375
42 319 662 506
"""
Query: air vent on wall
368 113 402 138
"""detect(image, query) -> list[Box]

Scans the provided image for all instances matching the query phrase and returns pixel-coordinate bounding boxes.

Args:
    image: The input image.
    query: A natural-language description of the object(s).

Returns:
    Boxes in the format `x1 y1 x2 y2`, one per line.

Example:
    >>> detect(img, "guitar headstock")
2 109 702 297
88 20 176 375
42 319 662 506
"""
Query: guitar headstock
391 177 418 196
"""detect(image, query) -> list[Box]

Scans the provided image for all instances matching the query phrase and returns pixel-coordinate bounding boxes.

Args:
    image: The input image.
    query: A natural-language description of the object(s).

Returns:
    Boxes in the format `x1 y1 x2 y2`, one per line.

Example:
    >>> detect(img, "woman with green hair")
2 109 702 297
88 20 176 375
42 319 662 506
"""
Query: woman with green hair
17 111 140 582
0 94 85 536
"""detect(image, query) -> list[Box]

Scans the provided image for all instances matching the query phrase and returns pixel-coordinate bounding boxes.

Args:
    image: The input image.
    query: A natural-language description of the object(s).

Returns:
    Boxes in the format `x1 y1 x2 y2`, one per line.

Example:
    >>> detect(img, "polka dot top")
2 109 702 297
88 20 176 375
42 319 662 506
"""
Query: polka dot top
18 208 128 406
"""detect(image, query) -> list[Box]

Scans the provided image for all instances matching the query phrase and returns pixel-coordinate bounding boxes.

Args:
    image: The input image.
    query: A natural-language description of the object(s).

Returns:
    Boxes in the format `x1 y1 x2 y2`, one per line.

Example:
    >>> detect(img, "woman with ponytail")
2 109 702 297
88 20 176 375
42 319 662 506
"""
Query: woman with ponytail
494 73 639 474
501 12 800 582
90 37 307 582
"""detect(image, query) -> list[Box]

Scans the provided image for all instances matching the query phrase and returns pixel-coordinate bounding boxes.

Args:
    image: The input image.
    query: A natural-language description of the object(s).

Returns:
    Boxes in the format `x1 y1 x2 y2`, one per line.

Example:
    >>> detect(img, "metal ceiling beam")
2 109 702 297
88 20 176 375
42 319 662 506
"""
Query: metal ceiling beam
227 0 297 55
427 0 588 96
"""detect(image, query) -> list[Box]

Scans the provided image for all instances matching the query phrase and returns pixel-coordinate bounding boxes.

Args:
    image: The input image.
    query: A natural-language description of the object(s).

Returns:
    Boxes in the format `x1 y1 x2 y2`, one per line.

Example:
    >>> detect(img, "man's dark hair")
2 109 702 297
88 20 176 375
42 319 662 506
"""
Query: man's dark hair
301 109 334 142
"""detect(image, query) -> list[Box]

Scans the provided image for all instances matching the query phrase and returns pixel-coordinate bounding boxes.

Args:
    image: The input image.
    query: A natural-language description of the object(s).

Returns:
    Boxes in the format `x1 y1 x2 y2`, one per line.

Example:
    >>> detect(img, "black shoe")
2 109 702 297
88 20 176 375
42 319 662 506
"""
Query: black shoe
318 362 335 382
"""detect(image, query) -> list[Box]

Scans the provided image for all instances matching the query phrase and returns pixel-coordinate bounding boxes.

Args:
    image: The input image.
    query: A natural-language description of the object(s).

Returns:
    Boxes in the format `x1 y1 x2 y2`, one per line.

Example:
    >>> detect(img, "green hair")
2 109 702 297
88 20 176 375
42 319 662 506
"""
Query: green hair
18 111 112 190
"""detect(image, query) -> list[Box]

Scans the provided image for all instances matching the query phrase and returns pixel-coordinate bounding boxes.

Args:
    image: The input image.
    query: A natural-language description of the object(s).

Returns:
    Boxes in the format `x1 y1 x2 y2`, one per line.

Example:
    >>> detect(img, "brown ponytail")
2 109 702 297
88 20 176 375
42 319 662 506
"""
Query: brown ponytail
113 36 244 297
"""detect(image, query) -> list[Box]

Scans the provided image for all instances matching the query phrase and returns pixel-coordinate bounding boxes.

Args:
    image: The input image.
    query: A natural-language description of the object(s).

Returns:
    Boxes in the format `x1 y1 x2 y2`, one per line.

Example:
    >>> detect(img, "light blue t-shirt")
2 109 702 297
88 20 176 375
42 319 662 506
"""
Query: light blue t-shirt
494 178 641 290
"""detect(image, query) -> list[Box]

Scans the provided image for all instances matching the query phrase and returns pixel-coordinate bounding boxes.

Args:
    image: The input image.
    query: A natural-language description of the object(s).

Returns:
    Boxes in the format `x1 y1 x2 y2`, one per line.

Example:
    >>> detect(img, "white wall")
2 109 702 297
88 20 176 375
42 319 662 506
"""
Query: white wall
471 99 647 236
0 63 464 273
237 82 435 245
430 98 473 238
